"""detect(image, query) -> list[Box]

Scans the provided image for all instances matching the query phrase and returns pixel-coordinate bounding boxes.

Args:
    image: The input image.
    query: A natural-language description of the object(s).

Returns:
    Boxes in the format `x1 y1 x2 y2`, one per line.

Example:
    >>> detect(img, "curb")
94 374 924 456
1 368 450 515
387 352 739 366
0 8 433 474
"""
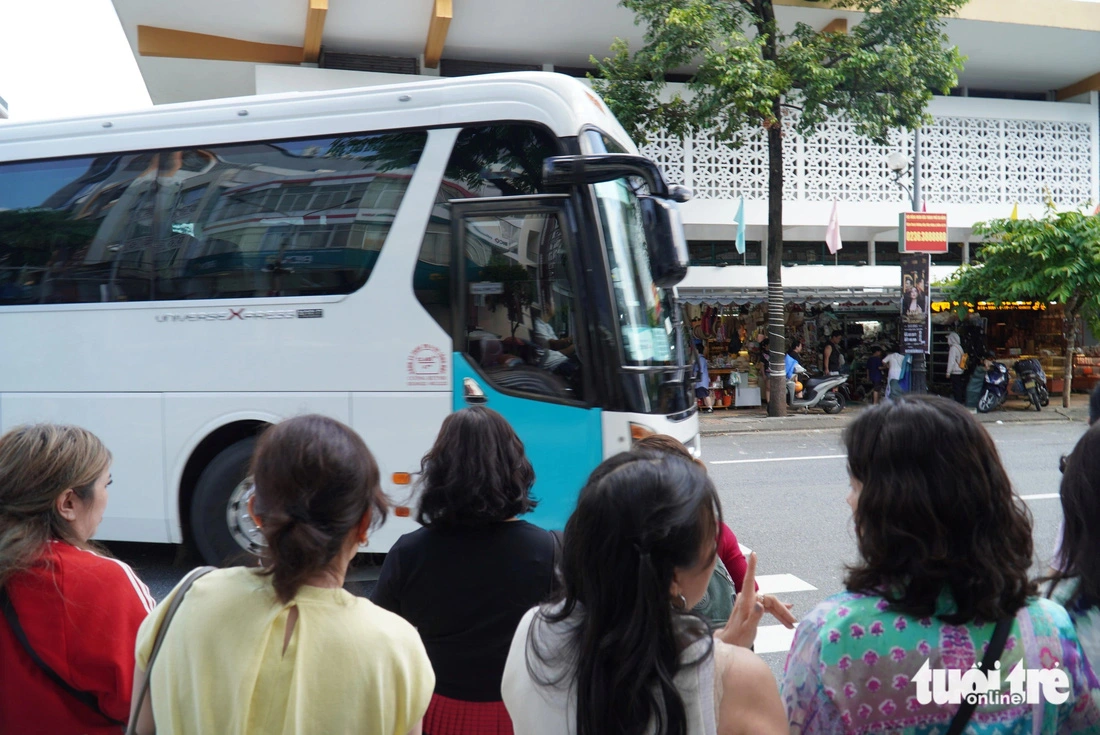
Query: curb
698 403 1087 435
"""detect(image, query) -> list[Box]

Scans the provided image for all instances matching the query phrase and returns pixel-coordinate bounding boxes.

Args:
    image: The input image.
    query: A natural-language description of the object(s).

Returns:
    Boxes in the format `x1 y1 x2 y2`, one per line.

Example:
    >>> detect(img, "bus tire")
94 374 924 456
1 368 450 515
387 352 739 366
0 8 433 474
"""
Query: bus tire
190 438 261 567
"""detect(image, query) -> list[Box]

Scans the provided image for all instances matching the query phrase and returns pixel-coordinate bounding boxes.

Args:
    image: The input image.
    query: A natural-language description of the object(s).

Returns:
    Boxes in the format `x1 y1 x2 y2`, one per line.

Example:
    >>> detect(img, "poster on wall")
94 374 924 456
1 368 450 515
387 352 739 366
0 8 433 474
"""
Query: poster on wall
900 253 931 354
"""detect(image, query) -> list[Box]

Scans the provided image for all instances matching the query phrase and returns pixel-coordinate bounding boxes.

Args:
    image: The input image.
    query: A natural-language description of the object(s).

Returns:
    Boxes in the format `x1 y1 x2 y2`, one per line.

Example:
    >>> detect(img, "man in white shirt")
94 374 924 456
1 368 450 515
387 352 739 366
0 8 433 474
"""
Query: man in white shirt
530 305 575 376
882 349 907 400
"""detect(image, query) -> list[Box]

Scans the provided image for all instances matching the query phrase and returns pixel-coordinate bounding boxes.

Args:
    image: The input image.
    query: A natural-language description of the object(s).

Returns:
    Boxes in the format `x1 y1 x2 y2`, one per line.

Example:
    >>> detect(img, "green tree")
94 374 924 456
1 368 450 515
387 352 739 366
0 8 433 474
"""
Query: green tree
948 207 1100 408
592 0 966 416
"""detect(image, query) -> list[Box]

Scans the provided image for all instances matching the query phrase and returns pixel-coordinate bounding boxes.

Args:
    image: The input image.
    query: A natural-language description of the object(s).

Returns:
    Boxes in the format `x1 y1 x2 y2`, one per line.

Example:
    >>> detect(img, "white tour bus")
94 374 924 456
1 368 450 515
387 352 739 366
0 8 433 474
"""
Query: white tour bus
0 72 698 565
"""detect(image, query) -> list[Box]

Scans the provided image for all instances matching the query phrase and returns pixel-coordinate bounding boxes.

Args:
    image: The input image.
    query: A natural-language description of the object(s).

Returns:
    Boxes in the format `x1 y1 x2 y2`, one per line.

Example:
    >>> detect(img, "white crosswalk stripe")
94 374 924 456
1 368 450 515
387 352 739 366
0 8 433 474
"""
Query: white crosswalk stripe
756 573 818 595
732 542 816 655
755 625 799 656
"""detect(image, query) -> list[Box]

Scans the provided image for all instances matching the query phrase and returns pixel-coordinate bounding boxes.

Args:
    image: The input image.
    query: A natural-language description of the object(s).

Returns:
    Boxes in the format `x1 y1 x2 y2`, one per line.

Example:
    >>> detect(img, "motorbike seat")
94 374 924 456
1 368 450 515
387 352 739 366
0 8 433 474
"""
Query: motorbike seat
804 377 832 389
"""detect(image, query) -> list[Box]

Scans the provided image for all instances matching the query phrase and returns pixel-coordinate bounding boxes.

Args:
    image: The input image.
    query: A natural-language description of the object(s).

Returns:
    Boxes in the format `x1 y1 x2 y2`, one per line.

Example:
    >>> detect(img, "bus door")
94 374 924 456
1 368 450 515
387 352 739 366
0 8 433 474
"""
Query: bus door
450 197 602 531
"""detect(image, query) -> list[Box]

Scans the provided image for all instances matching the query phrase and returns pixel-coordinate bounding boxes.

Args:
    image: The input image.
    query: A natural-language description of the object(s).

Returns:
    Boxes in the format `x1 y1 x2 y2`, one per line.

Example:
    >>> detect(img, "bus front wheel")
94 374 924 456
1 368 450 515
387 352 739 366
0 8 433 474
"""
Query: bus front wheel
191 438 264 566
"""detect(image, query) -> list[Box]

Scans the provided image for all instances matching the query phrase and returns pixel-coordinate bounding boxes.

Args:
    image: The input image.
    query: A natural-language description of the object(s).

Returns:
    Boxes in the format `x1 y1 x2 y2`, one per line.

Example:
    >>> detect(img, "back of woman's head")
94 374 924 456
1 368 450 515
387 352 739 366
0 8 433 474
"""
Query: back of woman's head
631 434 694 462
530 451 719 735
416 406 535 526
0 424 111 587
1052 426 1100 607
250 415 386 602
844 395 1034 623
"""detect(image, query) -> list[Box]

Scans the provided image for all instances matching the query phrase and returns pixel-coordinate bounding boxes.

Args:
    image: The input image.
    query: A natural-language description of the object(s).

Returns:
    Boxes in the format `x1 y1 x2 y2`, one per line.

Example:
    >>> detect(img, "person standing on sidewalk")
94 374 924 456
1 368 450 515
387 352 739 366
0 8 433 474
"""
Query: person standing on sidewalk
372 407 555 735
822 330 844 376
130 415 434 735
866 346 885 405
0 424 154 735
695 346 714 413
946 331 967 404
882 347 907 400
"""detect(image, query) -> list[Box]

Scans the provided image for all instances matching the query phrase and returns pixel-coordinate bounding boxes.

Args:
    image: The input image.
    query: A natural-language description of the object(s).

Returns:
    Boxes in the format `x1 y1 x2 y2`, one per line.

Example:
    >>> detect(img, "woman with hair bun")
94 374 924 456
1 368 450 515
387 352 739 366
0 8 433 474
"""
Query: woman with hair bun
0 423 154 735
129 414 434 735
372 406 555 735
783 395 1100 733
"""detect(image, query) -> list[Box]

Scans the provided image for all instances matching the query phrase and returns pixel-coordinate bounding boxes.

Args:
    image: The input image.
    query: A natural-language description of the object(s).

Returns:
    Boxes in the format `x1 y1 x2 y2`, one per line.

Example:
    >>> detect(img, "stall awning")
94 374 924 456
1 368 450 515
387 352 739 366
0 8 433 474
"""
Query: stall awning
675 264 955 307
676 286 906 306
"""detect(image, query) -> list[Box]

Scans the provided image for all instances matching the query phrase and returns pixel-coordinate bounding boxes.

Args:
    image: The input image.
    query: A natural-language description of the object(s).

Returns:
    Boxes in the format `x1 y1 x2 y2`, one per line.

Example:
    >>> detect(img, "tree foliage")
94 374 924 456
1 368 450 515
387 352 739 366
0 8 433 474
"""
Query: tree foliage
592 0 966 146
948 206 1100 406
951 209 1100 326
592 0 966 416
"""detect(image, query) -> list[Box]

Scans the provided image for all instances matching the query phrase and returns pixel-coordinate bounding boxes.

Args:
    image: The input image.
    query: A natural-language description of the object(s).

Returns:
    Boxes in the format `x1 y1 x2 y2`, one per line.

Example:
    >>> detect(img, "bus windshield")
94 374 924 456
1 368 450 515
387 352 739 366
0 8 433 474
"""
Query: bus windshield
592 178 680 369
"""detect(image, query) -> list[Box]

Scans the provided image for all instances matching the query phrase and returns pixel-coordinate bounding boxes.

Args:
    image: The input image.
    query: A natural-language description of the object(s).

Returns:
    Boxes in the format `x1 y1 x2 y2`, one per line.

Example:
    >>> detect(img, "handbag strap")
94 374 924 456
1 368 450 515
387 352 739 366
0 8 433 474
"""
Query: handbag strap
125 565 216 735
945 616 1014 735
0 585 126 726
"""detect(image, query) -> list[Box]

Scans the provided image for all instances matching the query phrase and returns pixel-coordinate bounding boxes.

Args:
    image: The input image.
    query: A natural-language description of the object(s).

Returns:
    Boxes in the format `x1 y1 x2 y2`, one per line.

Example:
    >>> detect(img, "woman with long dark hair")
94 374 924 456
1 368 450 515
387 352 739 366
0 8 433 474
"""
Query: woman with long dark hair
372 406 555 735
502 450 787 734
783 395 1100 732
130 415 433 735
1047 425 1100 696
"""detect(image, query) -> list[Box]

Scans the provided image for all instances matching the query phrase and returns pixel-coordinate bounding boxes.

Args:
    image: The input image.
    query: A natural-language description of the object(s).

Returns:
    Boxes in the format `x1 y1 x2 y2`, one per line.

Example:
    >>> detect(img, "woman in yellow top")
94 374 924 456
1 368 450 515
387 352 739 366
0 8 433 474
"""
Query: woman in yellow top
129 415 434 735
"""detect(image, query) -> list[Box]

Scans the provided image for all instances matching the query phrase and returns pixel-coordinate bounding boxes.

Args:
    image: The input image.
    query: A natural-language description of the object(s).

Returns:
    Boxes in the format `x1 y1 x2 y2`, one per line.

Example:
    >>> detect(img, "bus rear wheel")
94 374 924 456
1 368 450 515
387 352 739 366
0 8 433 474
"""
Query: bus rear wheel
191 438 264 566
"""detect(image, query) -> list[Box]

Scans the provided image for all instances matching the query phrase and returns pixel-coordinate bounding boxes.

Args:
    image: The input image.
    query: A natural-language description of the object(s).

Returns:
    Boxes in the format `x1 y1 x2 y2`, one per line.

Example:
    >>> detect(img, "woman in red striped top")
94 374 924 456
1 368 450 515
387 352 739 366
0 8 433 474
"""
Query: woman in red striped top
0 424 154 735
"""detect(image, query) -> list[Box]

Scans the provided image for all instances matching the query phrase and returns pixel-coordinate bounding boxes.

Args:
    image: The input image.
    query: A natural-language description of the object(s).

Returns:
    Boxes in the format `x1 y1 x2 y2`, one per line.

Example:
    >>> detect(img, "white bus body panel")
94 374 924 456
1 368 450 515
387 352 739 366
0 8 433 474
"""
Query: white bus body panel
0 74 667 551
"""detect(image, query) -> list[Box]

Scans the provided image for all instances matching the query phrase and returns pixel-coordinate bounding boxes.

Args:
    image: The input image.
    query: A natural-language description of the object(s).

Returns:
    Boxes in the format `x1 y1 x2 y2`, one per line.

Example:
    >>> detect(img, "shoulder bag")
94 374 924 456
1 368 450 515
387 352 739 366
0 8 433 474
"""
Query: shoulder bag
1 584 127 726
944 616 1014 735
125 565 216 735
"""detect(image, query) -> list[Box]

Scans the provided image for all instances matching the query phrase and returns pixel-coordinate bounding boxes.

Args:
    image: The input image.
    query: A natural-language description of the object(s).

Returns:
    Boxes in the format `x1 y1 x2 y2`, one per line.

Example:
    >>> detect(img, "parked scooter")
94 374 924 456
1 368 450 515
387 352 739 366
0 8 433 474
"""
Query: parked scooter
977 361 1009 413
1013 358 1050 411
787 373 851 414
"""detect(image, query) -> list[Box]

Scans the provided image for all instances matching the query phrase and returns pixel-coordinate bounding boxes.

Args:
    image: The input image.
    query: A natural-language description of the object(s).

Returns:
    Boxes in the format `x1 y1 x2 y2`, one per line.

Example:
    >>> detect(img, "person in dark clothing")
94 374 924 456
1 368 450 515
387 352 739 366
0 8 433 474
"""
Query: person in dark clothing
823 330 844 375
372 407 555 735
866 346 885 404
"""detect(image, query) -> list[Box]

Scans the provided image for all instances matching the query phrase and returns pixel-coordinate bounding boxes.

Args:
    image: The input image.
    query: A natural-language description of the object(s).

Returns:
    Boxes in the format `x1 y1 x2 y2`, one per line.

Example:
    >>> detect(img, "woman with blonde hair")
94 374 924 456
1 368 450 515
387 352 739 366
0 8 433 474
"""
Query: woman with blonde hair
0 423 154 735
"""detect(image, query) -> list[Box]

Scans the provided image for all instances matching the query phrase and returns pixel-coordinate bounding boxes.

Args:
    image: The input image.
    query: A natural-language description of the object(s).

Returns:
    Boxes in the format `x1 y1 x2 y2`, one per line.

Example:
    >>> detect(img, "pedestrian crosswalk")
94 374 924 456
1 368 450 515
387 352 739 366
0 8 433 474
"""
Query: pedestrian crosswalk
739 544 819 655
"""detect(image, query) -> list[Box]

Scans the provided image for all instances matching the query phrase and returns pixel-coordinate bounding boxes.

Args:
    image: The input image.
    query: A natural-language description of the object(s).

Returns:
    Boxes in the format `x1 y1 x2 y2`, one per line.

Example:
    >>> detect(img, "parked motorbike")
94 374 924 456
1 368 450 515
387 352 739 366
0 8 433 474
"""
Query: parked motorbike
1013 358 1050 411
787 373 850 414
977 361 1009 413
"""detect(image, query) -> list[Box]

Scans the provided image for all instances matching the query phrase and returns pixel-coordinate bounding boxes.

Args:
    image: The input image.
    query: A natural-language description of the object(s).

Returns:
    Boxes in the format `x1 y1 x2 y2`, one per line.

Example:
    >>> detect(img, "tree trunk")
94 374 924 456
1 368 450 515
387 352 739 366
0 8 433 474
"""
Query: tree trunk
758 2 786 418
765 101 786 418
1064 302 1078 409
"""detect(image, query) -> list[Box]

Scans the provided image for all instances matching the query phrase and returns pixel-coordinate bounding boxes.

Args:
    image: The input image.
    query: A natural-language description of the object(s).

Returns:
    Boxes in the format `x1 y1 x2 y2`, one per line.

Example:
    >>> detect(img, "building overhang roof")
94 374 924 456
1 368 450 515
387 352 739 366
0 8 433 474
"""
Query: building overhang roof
110 0 1100 105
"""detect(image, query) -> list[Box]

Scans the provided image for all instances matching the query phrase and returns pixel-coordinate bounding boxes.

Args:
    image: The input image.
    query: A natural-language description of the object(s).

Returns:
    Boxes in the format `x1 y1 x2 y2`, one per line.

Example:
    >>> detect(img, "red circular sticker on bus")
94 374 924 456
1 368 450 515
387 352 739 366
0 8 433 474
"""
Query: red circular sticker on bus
406 344 448 387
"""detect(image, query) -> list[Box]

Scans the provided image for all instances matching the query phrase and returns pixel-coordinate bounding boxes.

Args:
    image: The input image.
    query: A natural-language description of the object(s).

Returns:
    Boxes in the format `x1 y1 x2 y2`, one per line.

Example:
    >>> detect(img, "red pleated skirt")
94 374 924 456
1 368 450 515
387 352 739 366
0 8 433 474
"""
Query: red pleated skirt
423 693 514 735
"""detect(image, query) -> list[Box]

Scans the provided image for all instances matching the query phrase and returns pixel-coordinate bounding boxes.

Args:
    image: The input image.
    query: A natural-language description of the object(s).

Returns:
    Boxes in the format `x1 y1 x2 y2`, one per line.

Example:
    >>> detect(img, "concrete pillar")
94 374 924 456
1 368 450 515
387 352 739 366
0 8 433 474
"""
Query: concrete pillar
868 240 876 266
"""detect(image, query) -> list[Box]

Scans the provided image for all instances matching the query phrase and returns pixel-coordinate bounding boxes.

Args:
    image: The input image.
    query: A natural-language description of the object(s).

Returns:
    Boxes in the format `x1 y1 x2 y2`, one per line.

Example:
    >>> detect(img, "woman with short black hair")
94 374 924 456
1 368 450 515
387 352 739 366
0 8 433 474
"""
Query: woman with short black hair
372 406 555 735
783 395 1100 733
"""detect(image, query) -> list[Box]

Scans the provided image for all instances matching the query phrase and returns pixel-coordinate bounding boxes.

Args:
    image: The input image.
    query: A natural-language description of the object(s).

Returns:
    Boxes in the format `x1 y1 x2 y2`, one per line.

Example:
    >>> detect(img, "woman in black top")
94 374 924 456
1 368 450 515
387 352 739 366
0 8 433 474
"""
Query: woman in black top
371 406 555 735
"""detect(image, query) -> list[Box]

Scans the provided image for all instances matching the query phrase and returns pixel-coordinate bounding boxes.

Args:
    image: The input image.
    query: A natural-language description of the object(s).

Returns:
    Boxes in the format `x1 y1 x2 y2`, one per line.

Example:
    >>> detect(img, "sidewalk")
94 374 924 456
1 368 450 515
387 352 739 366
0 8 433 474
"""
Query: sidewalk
698 398 1091 435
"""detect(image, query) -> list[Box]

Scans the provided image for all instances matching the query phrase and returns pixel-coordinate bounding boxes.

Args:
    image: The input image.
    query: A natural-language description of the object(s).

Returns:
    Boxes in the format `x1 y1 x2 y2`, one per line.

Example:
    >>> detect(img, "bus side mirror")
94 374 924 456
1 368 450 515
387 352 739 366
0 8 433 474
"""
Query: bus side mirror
639 196 689 288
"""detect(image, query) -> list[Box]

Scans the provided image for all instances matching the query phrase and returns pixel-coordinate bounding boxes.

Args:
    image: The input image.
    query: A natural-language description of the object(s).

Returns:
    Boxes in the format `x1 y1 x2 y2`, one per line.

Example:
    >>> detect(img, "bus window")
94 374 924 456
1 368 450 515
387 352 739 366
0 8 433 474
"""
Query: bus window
462 210 585 403
0 131 427 305
413 123 560 335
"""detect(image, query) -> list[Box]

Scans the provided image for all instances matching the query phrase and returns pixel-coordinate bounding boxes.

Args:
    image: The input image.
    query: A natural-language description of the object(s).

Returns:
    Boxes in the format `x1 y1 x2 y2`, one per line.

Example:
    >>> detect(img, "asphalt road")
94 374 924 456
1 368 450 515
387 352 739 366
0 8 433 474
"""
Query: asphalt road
105 420 1088 682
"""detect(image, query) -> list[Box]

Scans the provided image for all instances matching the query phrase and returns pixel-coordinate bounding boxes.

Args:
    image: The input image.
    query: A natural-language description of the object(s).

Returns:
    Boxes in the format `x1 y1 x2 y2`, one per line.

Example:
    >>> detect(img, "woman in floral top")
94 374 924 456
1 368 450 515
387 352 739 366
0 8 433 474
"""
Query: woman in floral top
1047 426 1100 704
783 395 1100 734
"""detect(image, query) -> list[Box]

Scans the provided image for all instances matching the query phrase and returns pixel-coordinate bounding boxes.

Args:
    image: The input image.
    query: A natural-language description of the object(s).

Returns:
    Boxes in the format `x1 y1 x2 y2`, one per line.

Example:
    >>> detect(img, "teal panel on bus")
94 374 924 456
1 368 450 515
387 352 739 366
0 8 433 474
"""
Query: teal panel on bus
453 354 603 532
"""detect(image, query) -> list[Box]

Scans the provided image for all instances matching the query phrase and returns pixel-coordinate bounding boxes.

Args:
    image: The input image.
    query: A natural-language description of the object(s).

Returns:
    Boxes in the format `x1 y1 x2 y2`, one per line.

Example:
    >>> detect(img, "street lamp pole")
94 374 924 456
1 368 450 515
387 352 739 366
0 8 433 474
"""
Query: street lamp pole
909 125 929 394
